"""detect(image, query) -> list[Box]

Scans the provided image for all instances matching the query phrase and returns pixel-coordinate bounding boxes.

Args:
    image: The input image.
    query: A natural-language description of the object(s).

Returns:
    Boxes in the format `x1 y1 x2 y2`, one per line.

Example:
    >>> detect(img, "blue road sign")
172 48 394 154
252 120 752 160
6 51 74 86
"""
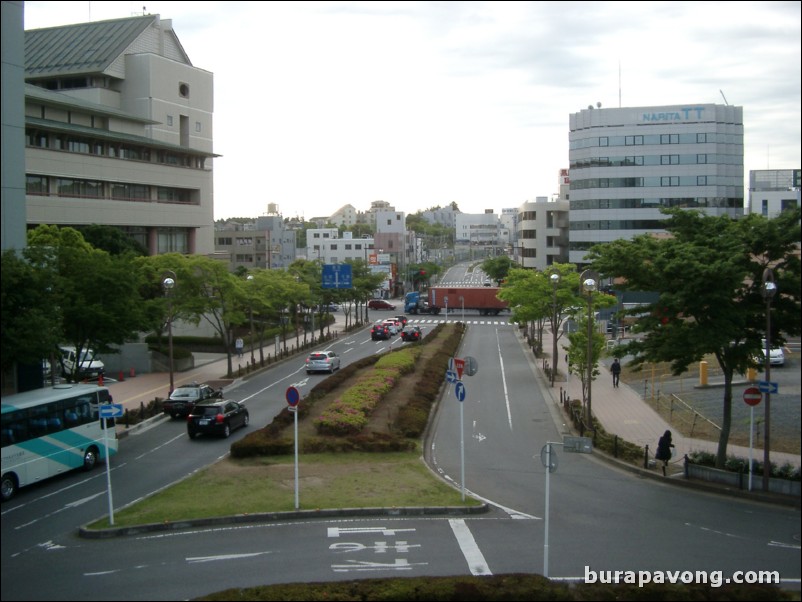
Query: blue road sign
455 381 466 402
445 370 458 383
286 386 301 407
758 380 779 394
99 403 123 418
322 264 353 289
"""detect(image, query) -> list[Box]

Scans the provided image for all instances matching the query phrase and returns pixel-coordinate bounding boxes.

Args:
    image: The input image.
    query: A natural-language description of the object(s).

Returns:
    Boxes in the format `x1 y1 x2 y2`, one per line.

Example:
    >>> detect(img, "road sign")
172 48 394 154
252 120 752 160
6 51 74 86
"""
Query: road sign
563 436 593 453
540 443 558 472
445 370 458 384
99 403 123 418
758 380 778 394
286 386 300 407
453 358 465 379
743 386 762 406
322 264 353 289
455 381 466 402
464 356 478 377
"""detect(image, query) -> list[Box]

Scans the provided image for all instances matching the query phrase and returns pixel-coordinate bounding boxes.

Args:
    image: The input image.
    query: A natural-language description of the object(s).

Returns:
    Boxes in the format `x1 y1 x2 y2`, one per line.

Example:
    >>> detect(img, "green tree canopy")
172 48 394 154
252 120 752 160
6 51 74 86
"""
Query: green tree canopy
586 207 802 467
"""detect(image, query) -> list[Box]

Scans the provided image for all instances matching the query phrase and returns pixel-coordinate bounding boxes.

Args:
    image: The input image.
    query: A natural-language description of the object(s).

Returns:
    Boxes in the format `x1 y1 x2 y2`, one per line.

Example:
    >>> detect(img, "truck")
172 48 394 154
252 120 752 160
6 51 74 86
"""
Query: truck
404 286 508 316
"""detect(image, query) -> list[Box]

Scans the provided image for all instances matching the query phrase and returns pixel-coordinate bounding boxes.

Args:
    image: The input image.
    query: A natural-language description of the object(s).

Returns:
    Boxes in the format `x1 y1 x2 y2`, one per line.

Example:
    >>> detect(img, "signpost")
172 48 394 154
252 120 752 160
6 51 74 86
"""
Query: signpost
286 387 301 508
453 358 465 380
99 403 122 526
322 264 353 289
758 380 778 394
445 370 458 384
743 386 762 491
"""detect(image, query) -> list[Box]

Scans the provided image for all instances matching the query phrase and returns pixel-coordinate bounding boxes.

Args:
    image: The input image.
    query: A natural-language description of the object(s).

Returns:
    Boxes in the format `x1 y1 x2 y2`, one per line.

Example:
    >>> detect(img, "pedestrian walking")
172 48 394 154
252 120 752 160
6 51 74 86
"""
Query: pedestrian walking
235 337 244 359
611 357 621 388
655 429 675 476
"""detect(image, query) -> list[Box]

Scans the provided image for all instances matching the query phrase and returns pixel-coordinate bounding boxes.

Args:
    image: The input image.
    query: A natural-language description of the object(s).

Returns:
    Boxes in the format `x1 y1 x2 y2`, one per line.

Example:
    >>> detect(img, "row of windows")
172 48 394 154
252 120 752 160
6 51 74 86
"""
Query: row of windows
569 197 743 210
570 175 742 190
570 220 671 231
570 131 742 150
26 128 207 169
1 391 110 447
570 153 742 170
26 175 197 204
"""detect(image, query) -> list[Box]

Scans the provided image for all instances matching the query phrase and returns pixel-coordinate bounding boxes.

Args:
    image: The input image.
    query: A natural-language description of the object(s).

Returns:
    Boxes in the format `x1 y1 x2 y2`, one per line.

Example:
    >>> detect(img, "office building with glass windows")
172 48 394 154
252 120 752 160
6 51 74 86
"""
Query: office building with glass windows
567 104 743 265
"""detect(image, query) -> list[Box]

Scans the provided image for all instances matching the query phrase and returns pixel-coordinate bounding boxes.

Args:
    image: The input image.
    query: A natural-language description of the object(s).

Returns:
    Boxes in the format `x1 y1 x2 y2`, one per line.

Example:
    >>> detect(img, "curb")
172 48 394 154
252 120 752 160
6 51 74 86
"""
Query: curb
79 504 489 539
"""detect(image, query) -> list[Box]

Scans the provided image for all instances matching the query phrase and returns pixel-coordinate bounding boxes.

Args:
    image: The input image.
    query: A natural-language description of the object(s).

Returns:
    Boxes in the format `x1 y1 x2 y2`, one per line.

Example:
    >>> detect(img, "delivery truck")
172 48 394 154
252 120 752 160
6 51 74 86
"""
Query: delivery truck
404 286 508 316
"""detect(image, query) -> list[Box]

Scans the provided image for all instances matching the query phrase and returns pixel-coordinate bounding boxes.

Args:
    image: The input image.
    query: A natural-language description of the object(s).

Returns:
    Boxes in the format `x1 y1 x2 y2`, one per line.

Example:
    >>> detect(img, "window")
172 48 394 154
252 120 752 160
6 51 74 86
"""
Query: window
697 154 707 164
696 133 707 143
600 137 608 147
661 155 679 165
26 175 48 195
167 115 173 126
697 176 707 186
179 83 190 98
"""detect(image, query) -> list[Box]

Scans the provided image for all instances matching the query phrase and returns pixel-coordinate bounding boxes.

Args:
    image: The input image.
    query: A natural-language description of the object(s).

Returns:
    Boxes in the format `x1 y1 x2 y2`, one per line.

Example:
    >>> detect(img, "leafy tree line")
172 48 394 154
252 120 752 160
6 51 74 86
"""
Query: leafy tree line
499 208 801 469
2 225 385 383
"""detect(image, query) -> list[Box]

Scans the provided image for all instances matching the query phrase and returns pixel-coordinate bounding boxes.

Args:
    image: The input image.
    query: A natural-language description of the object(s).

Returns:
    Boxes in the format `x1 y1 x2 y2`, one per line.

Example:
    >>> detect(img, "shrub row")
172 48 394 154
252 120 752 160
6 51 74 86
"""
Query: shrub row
231 323 463 457
687 450 801 481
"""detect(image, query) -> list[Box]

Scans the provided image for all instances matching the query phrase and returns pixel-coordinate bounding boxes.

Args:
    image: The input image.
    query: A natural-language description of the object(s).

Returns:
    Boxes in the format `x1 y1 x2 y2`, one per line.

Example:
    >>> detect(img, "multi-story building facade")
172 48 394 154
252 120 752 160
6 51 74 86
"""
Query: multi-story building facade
747 169 800 218
516 197 569 270
20 14 216 255
215 214 296 270
305 229 374 264
421 206 459 229
568 103 744 265
327 204 359 227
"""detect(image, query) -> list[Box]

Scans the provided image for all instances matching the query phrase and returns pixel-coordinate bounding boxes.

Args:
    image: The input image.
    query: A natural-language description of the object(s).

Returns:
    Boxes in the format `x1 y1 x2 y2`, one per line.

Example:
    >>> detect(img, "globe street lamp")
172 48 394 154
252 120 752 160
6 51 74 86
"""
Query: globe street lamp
550 271 561 387
580 269 598 430
162 271 176 395
761 268 776 492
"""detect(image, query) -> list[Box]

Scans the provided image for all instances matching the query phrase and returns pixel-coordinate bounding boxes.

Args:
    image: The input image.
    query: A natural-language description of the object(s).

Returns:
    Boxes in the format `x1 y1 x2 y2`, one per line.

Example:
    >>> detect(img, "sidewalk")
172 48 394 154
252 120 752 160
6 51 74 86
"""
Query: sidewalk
531 326 801 472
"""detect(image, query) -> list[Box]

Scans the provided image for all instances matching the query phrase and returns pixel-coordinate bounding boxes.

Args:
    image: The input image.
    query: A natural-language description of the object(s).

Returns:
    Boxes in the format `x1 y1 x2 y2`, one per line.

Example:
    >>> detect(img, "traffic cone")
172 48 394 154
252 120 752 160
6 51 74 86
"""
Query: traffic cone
119 370 125 382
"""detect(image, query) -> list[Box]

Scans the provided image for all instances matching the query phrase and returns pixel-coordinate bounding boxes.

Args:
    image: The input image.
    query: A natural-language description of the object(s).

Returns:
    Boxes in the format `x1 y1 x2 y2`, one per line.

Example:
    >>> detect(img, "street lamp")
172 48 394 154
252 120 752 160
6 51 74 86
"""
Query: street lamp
580 269 598 429
761 268 776 492
246 275 256 366
550 271 561 387
162 271 176 396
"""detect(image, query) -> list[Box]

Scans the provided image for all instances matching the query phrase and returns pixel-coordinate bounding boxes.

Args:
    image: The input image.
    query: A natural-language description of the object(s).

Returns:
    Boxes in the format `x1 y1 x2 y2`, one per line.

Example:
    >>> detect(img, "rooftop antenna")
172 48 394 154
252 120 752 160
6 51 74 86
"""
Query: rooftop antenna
720 90 729 106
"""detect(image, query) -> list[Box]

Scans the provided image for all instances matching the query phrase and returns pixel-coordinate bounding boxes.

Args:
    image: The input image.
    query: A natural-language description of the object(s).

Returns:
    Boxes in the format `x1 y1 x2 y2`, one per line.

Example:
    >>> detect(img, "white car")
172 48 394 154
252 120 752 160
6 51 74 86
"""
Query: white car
381 319 399 335
305 350 341 374
758 340 785 367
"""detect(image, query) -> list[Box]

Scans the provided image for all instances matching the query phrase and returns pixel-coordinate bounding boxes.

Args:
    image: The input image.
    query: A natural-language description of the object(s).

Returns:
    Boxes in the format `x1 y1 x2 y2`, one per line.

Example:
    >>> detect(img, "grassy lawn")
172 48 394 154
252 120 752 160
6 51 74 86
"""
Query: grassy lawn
90 450 479 530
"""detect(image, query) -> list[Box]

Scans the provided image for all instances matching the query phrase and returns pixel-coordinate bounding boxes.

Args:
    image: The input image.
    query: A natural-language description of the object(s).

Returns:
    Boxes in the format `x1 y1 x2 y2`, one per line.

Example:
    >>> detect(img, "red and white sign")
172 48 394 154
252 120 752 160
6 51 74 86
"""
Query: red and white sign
743 387 762 406
453 358 465 380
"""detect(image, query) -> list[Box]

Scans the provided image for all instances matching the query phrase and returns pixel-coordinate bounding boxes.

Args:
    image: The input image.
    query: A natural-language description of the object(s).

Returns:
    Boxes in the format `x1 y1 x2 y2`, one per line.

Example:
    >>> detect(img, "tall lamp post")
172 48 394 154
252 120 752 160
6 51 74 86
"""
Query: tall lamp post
162 271 176 396
246 275 256 366
761 268 776 492
550 271 561 387
580 269 598 429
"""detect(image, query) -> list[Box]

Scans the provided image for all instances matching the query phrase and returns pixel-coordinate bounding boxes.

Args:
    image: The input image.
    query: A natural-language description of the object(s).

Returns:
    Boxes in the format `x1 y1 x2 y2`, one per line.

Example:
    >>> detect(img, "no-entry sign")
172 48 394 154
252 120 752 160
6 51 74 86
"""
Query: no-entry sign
743 386 762 406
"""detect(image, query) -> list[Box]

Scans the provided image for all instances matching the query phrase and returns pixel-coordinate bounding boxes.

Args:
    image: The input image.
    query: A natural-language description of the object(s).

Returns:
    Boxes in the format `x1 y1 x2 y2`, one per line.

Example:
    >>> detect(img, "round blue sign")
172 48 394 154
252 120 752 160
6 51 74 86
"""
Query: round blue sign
286 386 300 407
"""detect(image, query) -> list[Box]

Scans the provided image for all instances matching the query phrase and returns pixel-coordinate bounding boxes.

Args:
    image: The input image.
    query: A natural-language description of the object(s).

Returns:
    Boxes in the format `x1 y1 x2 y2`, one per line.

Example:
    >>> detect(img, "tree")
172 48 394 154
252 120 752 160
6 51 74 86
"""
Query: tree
25 225 147 382
75 224 147 257
586 208 802 468
481 255 514 284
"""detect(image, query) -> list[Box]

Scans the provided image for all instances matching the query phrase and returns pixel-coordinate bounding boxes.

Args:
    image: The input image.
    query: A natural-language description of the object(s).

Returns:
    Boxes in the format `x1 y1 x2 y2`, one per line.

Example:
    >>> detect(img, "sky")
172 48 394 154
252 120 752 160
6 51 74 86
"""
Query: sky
23 1 802 221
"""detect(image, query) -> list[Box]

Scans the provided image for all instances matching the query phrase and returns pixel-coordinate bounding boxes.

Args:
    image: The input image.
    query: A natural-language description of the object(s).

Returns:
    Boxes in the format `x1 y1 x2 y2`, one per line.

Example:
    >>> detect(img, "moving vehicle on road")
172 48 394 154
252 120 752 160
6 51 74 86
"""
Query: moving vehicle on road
368 299 396 310
162 382 223 418
404 286 508 316
400 326 423 342
371 323 391 340
381 319 400 335
1 383 117 501
305 350 341 374
187 399 249 439
757 340 785 367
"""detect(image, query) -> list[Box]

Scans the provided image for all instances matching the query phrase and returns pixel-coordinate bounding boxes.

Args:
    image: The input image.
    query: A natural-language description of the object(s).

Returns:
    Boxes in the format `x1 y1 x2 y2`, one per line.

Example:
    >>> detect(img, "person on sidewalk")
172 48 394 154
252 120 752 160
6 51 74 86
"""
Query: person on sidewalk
235 337 244 359
611 358 621 388
655 430 675 476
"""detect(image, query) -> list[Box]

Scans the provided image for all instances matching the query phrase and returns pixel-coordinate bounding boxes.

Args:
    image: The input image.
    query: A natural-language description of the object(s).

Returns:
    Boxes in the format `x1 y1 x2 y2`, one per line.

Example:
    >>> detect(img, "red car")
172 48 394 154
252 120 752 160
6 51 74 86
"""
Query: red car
368 299 396 310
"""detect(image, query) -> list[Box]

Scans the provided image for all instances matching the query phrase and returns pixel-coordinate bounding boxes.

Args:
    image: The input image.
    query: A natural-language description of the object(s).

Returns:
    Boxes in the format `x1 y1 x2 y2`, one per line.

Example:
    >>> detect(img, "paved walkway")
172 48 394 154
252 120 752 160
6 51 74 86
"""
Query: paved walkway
530 326 801 472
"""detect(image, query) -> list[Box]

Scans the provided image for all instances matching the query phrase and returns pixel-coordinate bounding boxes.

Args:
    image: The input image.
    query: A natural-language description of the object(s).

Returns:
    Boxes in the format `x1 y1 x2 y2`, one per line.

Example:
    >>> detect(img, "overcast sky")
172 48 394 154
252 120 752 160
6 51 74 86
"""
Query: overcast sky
23 1 801 221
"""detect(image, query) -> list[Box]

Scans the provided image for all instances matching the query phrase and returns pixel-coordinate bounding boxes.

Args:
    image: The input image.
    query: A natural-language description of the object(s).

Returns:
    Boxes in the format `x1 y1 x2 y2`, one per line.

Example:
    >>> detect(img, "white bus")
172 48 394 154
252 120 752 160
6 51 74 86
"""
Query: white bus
1 383 118 502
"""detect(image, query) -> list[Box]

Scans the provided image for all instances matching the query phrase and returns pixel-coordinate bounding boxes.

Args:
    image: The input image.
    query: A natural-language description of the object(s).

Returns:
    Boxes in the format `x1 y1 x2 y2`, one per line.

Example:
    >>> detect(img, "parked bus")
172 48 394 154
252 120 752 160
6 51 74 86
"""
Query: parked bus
1 383 118 502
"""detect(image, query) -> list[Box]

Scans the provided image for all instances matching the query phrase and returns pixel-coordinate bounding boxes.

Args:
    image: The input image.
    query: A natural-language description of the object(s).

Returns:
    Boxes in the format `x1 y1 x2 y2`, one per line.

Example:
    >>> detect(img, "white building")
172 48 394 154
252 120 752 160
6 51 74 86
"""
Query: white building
747 169 800 218
568 103 744 264
306 229 374 264
516 197 569 271
455 212 502 246
328 204 359 227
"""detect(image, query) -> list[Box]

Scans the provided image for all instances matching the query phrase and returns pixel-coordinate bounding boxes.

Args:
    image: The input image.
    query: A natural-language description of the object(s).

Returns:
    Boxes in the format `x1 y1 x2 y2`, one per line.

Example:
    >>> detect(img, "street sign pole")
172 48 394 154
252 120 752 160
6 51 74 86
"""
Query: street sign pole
286 387 301 509
743 386 762 492
103 417 114 525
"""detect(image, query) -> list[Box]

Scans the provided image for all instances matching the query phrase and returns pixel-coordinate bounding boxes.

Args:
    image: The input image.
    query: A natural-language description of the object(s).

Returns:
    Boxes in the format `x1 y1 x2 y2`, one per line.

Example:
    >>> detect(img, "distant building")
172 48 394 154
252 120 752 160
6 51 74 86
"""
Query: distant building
568 103 744 265
747 169 800 218
421 206 459 229
516 198 569 271
19 14 218 255
215 214 296 270
305 229 374 264
327 204 359 227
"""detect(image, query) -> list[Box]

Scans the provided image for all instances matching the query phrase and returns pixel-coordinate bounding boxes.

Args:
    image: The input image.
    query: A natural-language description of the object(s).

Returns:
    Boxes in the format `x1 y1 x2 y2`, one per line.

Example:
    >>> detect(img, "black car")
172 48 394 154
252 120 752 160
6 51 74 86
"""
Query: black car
371 324 391 340
394 315 408 327
187 399 249 439
163 382 223 418
400 326 422 342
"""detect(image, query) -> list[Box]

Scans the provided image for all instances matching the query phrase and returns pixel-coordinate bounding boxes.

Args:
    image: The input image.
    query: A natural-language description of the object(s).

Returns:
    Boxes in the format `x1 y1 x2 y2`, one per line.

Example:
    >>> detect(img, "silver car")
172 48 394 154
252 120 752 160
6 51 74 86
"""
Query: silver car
305 350 341 374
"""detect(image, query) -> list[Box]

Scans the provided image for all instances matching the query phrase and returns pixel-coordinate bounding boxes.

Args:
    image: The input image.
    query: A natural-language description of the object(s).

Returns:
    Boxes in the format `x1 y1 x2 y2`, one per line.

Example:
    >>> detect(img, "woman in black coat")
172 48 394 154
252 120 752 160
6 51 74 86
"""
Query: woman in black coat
655 430 675 476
